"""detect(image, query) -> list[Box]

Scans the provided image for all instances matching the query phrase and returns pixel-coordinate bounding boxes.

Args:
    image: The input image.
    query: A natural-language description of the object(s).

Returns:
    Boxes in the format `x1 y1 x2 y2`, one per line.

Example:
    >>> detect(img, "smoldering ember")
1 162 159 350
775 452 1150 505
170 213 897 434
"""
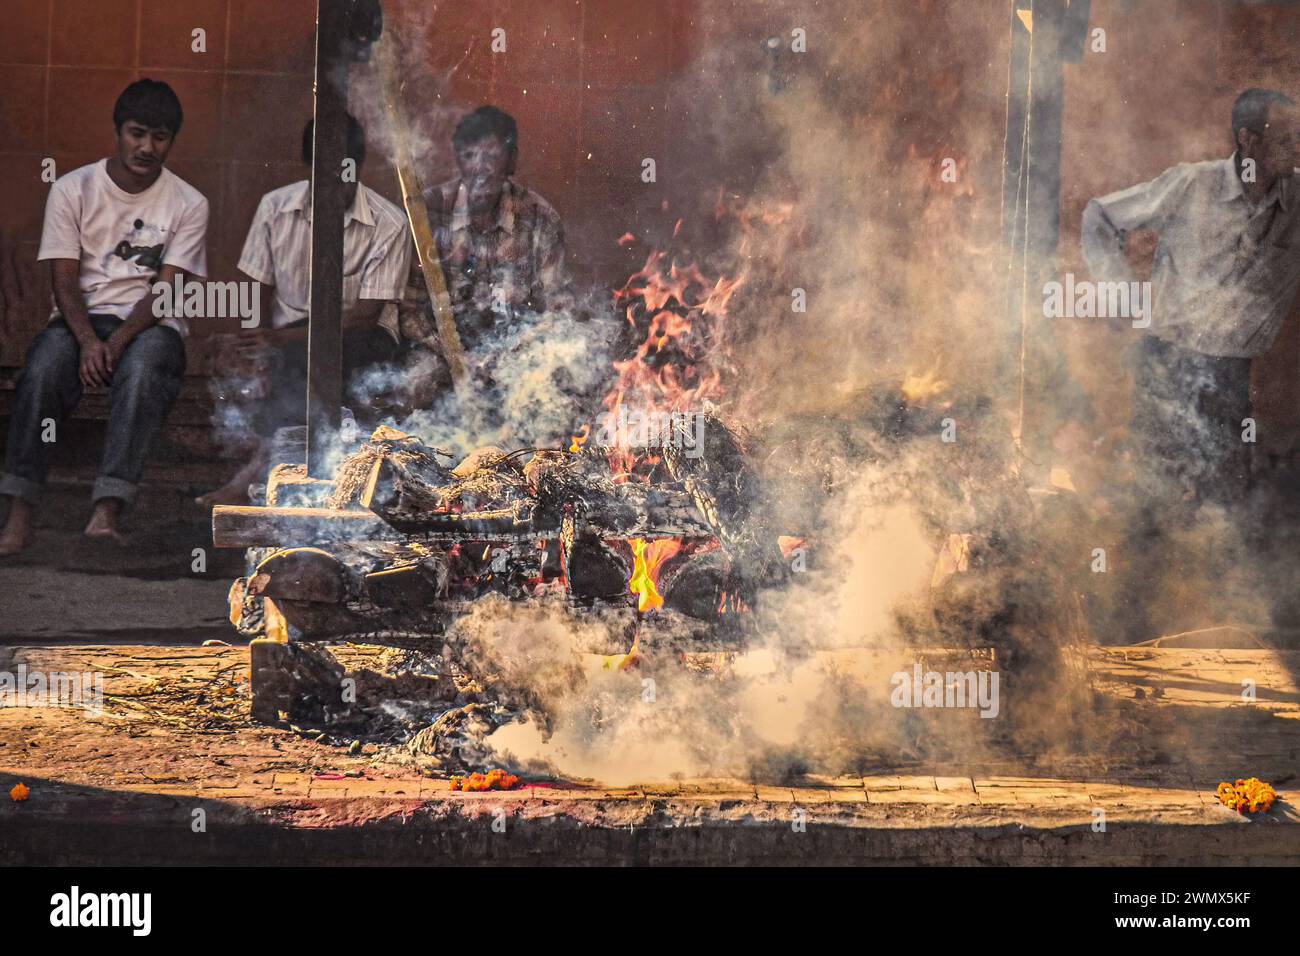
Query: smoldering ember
1 0 1300 879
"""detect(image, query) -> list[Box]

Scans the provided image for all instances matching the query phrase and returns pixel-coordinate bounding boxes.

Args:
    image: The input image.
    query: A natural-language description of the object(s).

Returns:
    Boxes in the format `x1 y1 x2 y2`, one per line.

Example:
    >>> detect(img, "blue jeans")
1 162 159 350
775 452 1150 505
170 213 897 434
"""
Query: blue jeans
1 316 186 505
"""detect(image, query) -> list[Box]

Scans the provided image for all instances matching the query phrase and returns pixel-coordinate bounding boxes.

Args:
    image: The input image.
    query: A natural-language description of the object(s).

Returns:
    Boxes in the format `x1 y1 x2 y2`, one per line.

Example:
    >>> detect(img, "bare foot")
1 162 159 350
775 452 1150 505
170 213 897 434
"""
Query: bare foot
84 498 126 543
0 497 35 555
194 480 251 509
196 449 267 509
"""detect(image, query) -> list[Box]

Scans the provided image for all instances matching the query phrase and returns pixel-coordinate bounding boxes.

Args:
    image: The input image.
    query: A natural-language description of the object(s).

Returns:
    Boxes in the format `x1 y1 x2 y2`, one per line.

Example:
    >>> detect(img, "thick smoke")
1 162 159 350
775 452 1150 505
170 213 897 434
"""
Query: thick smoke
355 0 1092 784
303 1 1293 784
385 296 617 456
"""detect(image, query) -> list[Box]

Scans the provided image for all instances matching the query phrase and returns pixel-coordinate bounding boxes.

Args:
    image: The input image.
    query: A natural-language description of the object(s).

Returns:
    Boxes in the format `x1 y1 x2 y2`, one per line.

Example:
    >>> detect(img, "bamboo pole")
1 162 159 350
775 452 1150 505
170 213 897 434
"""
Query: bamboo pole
374 35 469 393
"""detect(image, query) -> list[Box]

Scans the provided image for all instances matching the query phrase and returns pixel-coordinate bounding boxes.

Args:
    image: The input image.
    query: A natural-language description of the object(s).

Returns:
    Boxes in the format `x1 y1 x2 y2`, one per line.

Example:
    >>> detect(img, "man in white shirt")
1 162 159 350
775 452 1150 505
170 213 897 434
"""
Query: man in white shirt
1082 88 1299 644
196 115 411 505
0 80 208 554
1082 87 1300 506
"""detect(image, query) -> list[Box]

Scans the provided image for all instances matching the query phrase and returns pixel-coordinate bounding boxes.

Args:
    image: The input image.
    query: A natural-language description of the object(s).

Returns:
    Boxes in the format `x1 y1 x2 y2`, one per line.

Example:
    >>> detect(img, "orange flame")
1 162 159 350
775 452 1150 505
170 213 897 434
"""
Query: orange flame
568 424 590 454
901 367 948 404
718 590 750 615
628 537 682 613
592 244 742 481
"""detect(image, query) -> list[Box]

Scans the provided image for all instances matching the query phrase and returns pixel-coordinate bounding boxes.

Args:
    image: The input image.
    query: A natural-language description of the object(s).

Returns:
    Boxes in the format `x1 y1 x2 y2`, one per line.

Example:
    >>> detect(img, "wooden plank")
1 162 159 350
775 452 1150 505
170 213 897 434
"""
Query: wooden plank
213 505 401 548
211 503 543 547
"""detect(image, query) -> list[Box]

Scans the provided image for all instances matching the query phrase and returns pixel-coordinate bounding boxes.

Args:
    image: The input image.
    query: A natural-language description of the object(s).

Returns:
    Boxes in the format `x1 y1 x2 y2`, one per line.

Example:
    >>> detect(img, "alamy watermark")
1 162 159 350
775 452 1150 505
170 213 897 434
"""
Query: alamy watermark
1043 273 1151 328
593 406 706 458
890 663 1000 718
0 665 104 715
152 274 260 327
50 886 151 936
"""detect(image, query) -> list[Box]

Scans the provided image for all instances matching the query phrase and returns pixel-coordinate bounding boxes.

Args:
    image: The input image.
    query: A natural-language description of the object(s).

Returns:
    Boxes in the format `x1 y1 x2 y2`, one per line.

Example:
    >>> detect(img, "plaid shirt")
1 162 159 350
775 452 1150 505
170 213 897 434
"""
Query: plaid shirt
398 177 572 354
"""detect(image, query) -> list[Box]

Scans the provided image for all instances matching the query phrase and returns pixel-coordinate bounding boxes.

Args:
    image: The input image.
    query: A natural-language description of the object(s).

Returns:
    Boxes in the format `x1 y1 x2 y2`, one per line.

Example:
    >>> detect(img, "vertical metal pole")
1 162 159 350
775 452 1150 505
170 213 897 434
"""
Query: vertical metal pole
306 0 352 476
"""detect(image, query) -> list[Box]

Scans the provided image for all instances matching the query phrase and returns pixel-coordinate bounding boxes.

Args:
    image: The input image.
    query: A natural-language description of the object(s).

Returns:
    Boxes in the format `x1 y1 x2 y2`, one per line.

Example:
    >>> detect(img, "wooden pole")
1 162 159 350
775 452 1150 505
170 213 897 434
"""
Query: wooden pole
306 0 353 476
1001 0 1088 465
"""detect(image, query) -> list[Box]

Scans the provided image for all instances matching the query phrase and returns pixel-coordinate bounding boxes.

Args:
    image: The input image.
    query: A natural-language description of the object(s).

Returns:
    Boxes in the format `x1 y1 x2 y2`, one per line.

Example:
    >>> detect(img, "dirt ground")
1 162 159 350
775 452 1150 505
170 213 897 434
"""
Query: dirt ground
0 641 1296 865
0 481 242 644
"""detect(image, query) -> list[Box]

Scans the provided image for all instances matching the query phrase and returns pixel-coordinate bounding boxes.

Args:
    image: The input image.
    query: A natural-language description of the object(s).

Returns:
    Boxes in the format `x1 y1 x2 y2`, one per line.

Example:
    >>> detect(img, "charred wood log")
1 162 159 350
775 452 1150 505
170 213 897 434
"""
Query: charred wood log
564 529 630 601
247 547 349 604
364 558 449 611
663 414 787 593
661 547 731 620
213 505 403 548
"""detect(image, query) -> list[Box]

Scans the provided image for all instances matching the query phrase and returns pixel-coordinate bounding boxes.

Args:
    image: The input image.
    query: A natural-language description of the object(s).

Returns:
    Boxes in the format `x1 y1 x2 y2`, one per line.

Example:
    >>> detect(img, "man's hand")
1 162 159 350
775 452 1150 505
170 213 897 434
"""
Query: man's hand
1123 227 1160 282
79 337 114 387
105 329 132 367
236 326 274 353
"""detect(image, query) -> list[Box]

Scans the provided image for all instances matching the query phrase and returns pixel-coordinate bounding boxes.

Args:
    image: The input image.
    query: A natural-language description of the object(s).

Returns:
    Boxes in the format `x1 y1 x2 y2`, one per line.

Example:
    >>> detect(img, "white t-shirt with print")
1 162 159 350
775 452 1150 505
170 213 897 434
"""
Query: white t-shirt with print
37 159 209 337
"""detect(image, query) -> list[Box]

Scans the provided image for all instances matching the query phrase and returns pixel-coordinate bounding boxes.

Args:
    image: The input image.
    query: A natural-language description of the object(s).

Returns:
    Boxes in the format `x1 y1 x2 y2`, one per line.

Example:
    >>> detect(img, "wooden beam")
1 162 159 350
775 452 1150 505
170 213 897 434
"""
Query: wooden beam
213 505 401 548
212 503 541 547
1002 0 1082 463
306 0 353 476
212 500 717 548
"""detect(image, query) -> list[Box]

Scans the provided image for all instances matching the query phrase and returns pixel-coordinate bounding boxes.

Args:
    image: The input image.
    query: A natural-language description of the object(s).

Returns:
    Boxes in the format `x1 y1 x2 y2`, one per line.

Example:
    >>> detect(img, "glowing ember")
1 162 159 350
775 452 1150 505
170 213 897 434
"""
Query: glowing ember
717 590 749 615
777 535 807 559
451 769 520 792
901 367 948 404
628 537 683 613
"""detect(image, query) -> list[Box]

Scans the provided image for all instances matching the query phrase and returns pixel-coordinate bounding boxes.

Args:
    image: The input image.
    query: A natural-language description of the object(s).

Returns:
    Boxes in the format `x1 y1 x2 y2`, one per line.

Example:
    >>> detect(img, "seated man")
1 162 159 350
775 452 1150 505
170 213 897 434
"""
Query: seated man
198 115 411 505
0 79 208 553
399 105 573 380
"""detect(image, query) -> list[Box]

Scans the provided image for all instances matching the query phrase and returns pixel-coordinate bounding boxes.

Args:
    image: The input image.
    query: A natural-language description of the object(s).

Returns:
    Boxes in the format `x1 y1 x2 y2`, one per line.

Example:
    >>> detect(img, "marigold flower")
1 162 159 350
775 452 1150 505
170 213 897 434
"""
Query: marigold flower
1216 777 1276 814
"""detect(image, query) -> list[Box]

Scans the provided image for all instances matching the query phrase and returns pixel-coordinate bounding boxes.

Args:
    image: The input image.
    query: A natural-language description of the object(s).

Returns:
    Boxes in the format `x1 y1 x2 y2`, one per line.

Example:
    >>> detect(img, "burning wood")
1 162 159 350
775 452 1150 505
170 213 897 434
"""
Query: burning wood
217 412 769 651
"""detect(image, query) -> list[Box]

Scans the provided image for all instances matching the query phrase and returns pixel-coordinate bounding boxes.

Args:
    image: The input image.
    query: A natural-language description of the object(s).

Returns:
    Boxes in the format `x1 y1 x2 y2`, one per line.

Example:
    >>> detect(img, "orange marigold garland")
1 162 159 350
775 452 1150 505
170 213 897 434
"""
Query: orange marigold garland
450 768 520 792
1216 777 1277 814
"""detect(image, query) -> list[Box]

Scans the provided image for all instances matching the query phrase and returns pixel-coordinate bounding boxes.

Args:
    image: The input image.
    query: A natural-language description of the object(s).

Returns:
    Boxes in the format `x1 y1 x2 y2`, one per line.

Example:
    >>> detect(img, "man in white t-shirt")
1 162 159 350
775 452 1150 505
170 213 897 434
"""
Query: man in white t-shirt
196 115 411 505
0 80 208 554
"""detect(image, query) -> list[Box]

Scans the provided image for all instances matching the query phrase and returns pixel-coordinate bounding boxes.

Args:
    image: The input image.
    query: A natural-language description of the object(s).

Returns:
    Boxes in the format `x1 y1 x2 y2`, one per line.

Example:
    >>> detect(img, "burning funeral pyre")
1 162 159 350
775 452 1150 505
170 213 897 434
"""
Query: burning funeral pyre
212 222 1092 783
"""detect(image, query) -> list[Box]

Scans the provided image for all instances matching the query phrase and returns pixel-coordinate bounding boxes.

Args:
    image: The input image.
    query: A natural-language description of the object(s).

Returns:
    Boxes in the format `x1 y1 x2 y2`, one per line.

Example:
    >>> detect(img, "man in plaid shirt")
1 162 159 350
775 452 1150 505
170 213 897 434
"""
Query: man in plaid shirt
399 106 573 382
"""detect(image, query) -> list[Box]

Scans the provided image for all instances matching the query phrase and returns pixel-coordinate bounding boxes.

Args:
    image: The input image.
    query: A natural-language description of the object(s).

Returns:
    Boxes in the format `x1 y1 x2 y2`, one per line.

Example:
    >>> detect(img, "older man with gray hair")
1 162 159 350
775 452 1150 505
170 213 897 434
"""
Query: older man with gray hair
1082 87 1300 507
